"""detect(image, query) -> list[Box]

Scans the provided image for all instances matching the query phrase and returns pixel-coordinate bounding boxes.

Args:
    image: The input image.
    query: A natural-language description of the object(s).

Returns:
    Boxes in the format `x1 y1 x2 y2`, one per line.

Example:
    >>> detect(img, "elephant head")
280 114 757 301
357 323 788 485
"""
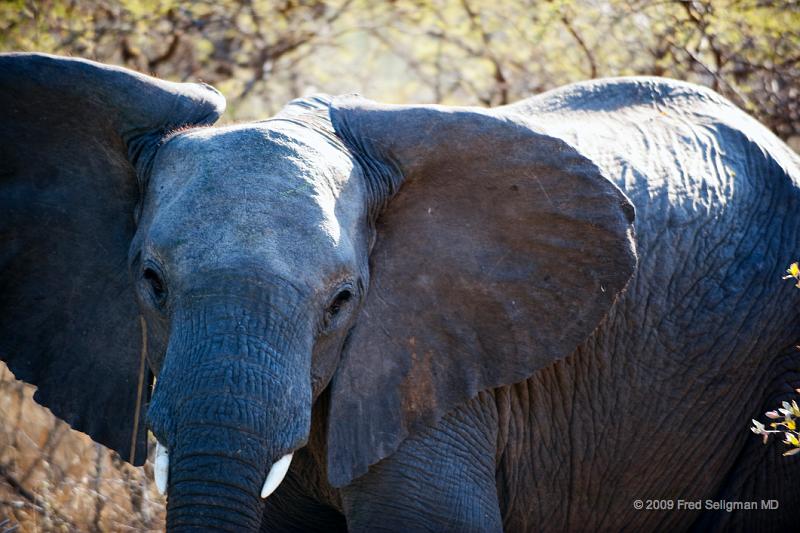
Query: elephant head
0 54 636 530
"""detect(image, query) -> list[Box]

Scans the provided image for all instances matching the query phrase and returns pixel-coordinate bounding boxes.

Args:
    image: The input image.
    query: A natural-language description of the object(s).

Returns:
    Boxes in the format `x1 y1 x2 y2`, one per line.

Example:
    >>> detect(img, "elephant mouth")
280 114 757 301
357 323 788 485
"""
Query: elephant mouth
153 439 296 499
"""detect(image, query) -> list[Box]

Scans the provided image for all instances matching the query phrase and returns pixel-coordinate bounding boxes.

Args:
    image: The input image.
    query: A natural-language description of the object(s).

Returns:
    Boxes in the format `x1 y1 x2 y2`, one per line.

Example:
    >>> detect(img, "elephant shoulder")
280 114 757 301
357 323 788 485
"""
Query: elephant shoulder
505 76 735 116
708 105 800 195
503 77 799 206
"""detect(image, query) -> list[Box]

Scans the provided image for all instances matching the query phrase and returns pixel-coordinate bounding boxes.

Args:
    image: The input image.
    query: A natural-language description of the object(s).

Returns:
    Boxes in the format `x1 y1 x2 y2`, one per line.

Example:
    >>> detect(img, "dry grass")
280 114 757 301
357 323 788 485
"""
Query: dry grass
0 363 165 532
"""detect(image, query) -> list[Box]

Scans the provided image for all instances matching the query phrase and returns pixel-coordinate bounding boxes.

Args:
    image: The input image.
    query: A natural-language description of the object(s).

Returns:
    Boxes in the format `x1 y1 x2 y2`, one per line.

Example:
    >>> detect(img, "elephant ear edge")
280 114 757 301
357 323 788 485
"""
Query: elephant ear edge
326 96 637 487
0 53 225 465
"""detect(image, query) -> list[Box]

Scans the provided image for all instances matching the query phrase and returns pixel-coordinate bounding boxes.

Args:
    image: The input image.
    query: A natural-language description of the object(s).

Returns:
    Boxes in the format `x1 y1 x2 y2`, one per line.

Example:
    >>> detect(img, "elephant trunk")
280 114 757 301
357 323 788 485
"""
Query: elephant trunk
166 427 271 531
148 288 313 532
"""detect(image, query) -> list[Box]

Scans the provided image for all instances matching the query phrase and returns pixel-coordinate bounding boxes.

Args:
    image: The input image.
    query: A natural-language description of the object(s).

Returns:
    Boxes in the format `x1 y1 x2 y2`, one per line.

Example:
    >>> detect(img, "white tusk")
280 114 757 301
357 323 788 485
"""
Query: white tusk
260 453 293 499
154 442 169 495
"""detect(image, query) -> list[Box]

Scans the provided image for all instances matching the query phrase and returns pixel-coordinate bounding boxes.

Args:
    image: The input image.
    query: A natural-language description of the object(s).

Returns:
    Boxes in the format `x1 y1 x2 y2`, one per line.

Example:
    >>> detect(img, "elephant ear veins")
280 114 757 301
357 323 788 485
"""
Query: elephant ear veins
325 96 637 487
0 53 224 465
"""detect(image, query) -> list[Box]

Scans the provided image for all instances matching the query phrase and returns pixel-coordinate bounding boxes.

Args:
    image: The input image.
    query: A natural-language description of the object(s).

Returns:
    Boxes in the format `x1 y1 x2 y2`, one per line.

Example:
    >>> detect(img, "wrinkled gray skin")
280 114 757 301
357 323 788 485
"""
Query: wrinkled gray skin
2 54 799 532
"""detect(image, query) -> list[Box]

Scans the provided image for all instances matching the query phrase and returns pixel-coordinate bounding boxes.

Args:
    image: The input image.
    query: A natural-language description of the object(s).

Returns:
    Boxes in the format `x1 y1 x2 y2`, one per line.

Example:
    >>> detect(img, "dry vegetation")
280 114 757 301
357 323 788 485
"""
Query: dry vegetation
0 363 165 532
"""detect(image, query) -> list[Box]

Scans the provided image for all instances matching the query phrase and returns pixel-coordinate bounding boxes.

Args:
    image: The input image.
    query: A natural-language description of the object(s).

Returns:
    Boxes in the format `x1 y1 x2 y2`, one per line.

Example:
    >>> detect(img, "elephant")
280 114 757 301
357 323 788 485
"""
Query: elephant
1 52 799 532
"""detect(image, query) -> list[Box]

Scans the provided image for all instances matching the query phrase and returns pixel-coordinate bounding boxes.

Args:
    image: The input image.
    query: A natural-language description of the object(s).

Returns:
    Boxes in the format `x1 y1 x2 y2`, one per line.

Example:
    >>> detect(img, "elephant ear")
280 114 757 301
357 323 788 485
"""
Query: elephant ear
326 97 637 486
0 53 224 465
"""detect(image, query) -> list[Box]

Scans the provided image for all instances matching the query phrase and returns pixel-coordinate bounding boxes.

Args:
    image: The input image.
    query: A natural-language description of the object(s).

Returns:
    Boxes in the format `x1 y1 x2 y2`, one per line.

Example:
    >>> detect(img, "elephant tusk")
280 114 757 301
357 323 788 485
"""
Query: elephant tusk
260 453 293 499
154 441 169 495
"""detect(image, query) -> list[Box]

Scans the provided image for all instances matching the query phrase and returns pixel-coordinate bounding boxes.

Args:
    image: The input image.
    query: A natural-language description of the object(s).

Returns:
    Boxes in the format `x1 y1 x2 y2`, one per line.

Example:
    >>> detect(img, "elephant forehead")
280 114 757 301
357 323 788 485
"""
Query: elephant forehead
144 123 360 285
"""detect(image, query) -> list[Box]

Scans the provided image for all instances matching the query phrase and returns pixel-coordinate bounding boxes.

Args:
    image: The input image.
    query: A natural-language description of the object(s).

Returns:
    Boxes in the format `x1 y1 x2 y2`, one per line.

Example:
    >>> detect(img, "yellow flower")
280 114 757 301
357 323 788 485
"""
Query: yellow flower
783 262 800 286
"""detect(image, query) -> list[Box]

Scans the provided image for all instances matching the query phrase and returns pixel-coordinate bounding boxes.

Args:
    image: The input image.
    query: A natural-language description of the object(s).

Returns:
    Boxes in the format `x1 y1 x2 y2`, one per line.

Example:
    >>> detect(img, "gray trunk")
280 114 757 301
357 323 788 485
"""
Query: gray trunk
148 291 313 531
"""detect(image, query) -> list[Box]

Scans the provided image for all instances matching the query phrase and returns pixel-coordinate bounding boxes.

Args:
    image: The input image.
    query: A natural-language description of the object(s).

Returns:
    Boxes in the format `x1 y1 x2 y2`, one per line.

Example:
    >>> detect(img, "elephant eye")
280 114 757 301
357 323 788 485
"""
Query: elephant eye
325 289 353 319
143 267 167 307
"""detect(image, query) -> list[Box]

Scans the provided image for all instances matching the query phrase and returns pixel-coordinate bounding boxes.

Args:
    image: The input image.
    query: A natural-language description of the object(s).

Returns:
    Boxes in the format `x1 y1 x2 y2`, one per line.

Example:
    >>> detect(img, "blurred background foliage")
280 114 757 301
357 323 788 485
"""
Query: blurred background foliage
1 0 798 140
0 0 798 531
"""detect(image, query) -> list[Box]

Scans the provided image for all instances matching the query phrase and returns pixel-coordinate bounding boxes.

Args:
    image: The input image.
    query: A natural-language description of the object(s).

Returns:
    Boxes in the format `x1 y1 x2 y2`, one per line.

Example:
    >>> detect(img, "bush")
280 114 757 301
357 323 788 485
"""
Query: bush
750 262 800 457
